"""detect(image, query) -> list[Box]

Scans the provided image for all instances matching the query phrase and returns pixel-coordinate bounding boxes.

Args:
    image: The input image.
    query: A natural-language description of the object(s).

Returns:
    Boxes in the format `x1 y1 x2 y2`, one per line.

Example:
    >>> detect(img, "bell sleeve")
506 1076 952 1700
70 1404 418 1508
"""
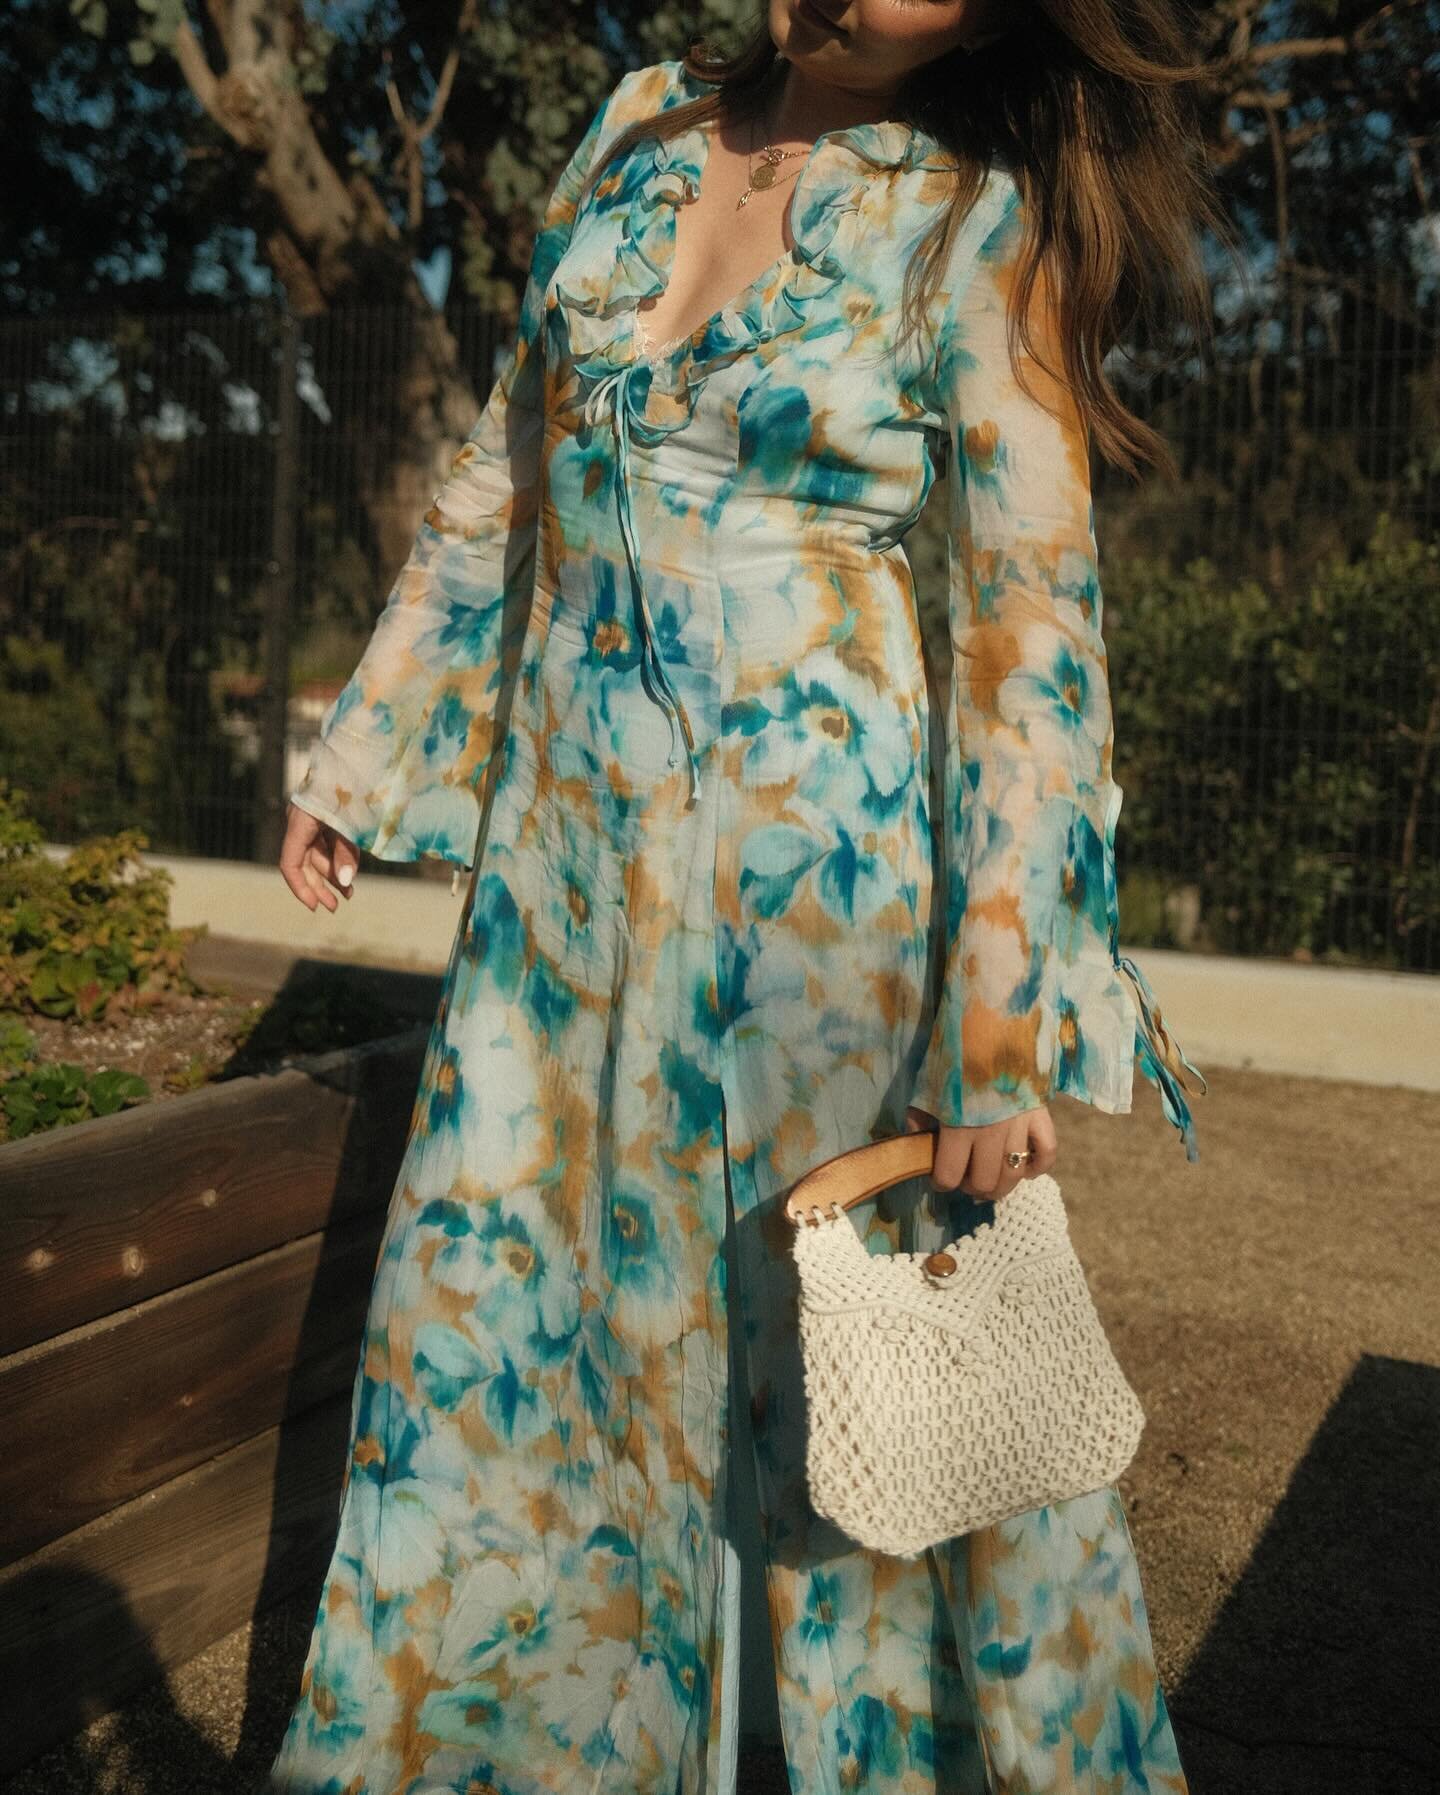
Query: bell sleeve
908 180 1207 1160
286 84 618 867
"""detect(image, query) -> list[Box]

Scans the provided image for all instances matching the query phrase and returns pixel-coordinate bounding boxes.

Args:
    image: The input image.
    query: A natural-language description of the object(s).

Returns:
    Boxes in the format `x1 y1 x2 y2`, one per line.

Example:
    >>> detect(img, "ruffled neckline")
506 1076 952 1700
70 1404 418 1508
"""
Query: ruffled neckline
549 63 947 437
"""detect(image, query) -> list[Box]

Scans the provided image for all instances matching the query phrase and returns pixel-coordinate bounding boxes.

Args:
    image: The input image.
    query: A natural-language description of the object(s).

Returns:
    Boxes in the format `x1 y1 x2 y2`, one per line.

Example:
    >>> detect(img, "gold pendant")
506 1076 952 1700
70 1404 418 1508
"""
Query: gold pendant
737 188 751 210
750 161 777 191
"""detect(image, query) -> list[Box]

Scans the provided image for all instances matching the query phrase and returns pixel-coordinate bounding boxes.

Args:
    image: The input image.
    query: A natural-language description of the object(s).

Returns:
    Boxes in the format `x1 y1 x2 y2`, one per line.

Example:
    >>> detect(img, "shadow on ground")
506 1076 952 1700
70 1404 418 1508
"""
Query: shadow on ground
12 1367 1436 1795
0 1565 239 1792
1170 1353 1440 1795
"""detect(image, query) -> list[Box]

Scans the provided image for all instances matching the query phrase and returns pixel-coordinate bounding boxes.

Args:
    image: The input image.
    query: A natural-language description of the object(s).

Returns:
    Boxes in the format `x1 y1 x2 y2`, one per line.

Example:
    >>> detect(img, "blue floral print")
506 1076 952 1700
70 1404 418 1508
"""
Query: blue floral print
272 56 1196 1795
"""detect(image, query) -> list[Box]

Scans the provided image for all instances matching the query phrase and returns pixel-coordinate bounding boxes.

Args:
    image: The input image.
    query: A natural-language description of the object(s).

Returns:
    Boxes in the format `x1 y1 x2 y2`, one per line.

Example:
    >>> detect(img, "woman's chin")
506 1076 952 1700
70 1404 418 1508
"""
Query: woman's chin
768 0 849 63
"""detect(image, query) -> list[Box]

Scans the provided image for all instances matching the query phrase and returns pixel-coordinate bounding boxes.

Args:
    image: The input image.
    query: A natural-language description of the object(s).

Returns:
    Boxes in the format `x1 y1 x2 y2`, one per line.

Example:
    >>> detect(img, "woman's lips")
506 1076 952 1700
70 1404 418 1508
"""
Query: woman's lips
793 0 845 34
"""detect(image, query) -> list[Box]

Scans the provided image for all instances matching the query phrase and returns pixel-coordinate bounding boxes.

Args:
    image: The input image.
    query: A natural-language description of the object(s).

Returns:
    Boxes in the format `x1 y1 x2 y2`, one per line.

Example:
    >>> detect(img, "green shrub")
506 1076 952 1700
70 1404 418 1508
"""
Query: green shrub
0 636 137 843
0 779 201 1021
1104 516 1440 966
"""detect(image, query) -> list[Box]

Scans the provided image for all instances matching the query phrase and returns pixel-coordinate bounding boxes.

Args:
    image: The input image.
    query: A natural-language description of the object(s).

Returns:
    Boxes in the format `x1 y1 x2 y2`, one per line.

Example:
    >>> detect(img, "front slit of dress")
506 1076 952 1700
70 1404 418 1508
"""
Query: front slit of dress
712 604 750 1795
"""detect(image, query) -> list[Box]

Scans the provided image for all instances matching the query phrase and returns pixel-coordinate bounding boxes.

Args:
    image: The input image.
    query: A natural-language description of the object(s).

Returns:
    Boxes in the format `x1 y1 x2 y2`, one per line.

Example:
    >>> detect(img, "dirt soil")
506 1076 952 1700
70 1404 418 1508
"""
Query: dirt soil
9 932 442 1115
23 990 273 1099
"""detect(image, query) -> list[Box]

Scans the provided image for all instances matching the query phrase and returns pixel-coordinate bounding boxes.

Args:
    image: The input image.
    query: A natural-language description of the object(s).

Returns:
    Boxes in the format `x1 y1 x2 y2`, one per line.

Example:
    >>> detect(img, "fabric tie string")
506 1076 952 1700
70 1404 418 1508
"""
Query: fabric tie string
1100 780 1207 1162
1114 953 1207 1164
582 362 703 811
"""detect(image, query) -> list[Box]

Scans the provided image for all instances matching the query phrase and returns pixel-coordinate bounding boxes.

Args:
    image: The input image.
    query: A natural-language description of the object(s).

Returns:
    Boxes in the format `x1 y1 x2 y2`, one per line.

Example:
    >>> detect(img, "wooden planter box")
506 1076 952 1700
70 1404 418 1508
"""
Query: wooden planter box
0 1015 431 1774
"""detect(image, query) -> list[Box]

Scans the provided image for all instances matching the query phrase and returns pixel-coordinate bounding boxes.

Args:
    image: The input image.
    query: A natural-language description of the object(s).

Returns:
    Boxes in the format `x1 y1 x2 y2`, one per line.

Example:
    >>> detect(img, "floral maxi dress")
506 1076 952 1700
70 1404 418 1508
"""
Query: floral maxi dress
272 55 1205 1795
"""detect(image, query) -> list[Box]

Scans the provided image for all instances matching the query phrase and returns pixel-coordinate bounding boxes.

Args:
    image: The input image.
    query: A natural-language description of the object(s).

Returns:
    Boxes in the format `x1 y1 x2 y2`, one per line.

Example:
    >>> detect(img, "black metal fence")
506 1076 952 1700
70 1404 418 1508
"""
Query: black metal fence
2 303 510 869
3 280 1437 970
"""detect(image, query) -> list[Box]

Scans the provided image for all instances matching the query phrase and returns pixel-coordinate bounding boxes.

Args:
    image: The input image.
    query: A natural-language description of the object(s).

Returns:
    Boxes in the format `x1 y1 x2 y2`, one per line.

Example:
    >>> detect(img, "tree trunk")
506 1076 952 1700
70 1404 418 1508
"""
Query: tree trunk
171 1 485 574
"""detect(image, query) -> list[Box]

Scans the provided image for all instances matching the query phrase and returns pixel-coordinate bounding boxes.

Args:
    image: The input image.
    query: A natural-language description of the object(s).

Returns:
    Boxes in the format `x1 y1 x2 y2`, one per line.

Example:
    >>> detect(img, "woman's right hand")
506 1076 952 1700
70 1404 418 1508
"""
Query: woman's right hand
904 1103 1058 1204
279 804 360 912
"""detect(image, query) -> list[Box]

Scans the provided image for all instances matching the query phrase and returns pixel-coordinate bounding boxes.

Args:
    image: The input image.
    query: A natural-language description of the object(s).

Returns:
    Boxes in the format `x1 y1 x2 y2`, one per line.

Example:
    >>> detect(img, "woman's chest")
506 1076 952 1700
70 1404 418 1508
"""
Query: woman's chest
540 145 947 527
629 118 801 351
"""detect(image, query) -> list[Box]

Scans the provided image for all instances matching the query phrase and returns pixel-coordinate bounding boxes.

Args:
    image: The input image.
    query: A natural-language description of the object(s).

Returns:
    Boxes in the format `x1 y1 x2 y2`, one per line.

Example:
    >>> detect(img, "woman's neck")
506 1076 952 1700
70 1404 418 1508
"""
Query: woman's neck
764 57 903 147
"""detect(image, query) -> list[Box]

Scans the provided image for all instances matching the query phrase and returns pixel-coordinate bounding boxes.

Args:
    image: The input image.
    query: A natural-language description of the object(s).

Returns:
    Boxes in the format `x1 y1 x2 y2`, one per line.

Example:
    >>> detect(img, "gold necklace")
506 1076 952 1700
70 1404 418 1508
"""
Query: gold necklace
737 107 810 210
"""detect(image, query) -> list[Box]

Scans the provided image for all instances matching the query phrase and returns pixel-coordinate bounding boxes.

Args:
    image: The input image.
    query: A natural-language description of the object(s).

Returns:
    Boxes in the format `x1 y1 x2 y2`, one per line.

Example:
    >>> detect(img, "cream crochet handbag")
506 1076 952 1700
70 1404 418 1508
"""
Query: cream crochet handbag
784 1130 1146 1559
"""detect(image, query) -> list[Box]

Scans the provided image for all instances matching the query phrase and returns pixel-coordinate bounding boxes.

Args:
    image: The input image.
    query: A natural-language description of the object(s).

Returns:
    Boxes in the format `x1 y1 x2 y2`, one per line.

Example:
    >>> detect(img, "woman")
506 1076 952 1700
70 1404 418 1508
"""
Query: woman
271 0 1220 1785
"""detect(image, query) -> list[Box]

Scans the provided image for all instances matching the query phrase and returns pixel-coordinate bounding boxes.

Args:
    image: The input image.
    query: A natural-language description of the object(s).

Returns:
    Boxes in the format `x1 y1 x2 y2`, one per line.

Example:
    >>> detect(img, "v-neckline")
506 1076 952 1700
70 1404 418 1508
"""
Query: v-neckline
630 116 810 364
629 89 928 364
552 62 949 433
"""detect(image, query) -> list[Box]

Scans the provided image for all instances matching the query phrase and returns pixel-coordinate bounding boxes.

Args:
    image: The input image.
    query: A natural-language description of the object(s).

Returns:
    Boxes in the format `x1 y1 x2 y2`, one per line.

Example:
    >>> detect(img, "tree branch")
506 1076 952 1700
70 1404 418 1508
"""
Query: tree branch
1244 36 1348 65
170 17 230 136
419 0 478 141
1260 92 1290 272
1202 0 1432 85
1208 110 1337 173
383 0 479 233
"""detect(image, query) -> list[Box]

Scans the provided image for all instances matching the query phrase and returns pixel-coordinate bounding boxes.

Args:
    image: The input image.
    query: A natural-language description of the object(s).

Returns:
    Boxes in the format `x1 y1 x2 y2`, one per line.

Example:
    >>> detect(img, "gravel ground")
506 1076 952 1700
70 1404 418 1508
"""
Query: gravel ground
23 989 267 1098
6 1061 1437 1795
12 934 439 1118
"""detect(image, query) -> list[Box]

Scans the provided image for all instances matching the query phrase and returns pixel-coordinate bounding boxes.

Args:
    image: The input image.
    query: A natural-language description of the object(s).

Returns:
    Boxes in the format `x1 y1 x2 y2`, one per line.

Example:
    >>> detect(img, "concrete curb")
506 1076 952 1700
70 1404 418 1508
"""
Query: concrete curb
41 842 1440 1093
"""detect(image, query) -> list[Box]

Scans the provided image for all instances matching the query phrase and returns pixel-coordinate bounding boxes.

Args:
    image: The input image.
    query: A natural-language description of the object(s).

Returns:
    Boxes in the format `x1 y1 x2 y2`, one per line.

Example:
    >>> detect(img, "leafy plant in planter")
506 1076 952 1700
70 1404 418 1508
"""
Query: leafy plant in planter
0 780 192 1138
0 779 200 1022
0 1016 149 1142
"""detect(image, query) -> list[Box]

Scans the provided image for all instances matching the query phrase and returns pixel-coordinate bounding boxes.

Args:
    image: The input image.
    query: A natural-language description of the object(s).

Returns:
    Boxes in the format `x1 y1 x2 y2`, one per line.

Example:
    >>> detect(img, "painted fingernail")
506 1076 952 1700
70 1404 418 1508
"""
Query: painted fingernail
337 865 354 887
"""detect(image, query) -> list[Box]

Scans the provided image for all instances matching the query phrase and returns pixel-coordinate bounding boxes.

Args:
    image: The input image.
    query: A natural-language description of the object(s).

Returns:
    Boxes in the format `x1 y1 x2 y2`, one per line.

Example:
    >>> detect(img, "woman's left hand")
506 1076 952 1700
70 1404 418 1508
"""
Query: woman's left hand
904 1104 1058 1203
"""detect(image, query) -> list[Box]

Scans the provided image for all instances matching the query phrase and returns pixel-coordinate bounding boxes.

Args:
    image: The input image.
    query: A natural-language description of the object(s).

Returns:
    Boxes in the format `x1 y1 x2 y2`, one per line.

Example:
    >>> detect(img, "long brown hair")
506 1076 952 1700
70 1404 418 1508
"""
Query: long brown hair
582 8 1244 481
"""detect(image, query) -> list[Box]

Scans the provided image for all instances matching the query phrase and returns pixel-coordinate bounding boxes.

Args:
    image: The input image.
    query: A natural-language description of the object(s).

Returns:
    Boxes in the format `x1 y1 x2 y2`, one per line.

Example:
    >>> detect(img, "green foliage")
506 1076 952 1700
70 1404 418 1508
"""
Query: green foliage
0 1014 38 1070
0 636 136 843
0 780 200 1022
1113 870 1172 948
4 401 263 856
1103 515 1440 964
1 1048 151 1141
0 792 44 865
0 1014 150 1142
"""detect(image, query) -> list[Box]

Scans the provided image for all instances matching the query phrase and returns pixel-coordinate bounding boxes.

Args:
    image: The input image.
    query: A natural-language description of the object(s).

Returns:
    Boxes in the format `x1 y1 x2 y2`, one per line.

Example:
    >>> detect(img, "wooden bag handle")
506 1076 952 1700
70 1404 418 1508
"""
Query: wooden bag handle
783 1127 938 1229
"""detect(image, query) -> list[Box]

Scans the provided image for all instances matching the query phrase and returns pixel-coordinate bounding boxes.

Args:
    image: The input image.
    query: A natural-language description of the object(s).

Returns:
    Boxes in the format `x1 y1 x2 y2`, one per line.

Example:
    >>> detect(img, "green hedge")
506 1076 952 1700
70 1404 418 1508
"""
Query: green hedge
910 506 1438 968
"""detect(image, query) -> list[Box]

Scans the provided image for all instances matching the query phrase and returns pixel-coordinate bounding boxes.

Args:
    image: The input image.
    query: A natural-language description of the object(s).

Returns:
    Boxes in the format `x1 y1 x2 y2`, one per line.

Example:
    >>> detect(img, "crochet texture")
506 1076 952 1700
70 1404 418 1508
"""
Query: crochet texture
791 1173 1146 1558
